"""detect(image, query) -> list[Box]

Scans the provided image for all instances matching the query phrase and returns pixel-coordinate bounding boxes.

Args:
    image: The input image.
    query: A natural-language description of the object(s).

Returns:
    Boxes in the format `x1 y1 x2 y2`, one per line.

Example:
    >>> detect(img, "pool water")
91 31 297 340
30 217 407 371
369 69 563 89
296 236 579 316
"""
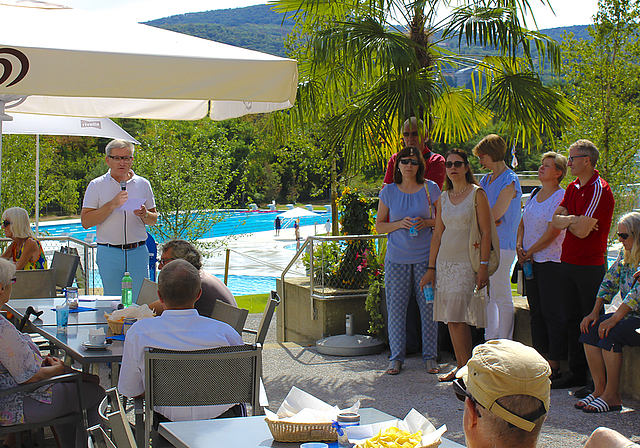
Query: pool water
39 209 329 296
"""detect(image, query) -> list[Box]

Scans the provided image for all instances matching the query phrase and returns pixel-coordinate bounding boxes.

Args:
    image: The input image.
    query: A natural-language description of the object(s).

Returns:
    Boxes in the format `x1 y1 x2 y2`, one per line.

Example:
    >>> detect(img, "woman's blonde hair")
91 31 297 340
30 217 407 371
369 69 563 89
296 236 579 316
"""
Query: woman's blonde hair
473 134 507 162
541 151 568 183
0 258 16 287
2 207 35 239
619 212 640 266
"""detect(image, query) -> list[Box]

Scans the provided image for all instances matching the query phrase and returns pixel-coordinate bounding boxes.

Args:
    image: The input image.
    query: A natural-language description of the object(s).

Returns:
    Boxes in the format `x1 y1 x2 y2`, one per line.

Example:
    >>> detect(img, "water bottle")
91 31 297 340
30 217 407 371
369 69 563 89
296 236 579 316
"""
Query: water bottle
424 284 434 303
121 272 133 308
409 225 418 237
522 259 534 281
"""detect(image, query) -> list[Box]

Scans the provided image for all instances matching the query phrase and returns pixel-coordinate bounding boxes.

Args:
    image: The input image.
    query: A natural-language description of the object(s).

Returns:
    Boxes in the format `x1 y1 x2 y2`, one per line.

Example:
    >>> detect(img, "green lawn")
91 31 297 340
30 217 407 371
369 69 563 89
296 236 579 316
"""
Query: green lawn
235 293 269 313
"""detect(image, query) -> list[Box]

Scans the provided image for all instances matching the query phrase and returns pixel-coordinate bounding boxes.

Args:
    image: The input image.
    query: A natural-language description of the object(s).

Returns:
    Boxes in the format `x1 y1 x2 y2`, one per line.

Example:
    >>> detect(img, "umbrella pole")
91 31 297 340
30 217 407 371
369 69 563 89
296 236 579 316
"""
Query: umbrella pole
36 134 40 235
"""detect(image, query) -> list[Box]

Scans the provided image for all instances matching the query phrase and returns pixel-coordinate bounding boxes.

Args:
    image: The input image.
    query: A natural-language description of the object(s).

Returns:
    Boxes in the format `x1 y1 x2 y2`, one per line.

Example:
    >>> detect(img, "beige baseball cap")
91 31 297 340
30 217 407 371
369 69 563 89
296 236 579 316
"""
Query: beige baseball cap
457 339 551 432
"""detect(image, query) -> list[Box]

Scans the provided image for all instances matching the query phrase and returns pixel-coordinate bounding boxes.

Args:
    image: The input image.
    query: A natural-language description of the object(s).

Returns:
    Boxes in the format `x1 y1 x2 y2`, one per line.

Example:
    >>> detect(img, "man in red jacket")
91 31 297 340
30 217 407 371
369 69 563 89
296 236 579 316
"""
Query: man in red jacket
383 117 445 188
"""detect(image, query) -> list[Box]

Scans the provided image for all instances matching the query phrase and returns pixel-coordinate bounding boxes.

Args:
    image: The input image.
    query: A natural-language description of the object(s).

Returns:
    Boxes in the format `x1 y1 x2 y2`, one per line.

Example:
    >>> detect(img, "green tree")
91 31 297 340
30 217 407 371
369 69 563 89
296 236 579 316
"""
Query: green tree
561 0 640 228
273 0 577 172
134 120 236 242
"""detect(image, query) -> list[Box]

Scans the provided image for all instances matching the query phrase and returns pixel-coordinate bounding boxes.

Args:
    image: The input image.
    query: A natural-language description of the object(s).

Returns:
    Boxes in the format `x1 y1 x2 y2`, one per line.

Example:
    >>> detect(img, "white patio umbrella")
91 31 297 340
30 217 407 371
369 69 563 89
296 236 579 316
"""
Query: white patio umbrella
0 0 298 204
277 207 319 219
1 112 140 232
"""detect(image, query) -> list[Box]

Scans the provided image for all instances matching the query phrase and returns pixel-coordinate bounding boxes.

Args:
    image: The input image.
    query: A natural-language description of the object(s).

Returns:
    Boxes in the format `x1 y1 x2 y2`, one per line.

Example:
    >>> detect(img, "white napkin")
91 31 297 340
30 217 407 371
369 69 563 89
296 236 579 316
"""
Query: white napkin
264 386 360 423
105 303 155 321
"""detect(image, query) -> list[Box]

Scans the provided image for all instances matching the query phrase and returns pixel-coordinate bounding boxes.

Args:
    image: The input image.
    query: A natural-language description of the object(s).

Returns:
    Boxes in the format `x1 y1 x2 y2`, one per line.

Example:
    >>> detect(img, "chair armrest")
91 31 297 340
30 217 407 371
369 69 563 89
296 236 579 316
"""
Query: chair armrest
0 372 82 398
242 328 258 335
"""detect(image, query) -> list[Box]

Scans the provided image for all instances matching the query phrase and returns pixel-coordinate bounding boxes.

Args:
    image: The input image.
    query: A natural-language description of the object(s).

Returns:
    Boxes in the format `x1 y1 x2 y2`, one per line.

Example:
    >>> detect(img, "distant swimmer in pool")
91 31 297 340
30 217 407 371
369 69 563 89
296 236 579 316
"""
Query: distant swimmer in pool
148 239 237 318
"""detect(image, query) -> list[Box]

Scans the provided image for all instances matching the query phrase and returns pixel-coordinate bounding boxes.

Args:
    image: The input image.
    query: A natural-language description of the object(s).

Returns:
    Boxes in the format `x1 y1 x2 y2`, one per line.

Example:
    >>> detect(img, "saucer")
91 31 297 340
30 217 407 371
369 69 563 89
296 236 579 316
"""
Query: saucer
82 341 112 350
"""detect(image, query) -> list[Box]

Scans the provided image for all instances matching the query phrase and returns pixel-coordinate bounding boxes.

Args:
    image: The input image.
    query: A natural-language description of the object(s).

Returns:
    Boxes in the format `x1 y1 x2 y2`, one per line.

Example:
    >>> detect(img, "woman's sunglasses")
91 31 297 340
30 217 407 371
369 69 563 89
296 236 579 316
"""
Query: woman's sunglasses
618 232 630 240
445 161 465 168
399 159 419 166
1 220 10 227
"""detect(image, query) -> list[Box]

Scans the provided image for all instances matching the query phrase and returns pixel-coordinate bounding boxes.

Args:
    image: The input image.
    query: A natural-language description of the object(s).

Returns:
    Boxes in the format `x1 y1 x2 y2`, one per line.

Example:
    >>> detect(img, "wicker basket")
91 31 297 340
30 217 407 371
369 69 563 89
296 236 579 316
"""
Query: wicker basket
106 318 124 335
265 418 337 442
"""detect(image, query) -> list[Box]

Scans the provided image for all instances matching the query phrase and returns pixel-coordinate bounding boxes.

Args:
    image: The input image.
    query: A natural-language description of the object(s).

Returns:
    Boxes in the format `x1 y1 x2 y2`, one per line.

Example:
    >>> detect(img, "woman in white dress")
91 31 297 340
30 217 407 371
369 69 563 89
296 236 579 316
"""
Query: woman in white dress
420 149 492 381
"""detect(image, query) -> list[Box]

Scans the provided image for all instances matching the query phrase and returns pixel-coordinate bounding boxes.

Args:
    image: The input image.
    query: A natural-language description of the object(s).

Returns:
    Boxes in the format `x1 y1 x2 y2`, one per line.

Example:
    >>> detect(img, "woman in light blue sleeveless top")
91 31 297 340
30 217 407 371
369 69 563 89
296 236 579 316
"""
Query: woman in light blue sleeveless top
376 146 441 375
474 134 522 341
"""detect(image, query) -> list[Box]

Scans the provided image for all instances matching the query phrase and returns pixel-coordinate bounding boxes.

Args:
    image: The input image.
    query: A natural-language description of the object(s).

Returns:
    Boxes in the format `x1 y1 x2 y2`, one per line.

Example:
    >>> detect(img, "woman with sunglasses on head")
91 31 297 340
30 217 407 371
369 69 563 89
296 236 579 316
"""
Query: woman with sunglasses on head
473 134 522 341
515 152 568 381
574 212 640 413
376 146 441 375
420 149 491 382
0 207 47 270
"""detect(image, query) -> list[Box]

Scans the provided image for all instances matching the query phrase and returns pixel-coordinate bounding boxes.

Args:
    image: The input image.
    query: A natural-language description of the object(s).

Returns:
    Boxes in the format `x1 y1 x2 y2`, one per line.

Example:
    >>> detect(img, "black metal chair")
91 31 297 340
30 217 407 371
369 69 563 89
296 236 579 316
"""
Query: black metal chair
242 290 280 345
51 251 81 295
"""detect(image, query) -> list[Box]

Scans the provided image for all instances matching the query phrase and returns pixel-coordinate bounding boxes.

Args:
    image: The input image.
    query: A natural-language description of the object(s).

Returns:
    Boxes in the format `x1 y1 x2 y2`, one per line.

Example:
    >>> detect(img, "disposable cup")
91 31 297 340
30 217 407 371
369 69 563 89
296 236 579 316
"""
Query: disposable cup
56 306 69 333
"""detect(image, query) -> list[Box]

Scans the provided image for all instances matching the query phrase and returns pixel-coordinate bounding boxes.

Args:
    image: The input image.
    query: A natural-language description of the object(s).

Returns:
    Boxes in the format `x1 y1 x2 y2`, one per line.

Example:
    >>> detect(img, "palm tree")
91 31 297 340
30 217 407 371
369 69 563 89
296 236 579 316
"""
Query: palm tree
272 0 577 170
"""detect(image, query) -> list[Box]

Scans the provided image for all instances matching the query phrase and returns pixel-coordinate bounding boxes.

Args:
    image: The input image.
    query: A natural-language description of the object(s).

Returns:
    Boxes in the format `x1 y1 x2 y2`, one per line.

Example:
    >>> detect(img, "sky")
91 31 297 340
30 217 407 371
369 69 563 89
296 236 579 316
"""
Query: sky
57 0 599 30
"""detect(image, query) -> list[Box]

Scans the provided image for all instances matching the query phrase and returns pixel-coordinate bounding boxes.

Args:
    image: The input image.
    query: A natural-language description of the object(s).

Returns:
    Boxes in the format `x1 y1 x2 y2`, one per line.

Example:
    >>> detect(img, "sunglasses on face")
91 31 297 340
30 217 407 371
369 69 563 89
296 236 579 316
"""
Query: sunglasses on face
158 257 176 267
399 159 419 166
403 131 419 137
453 378 483 417
1 220 10 227
568 155 588 163
445 161 465 168
10 277 16 284
618 232 630 240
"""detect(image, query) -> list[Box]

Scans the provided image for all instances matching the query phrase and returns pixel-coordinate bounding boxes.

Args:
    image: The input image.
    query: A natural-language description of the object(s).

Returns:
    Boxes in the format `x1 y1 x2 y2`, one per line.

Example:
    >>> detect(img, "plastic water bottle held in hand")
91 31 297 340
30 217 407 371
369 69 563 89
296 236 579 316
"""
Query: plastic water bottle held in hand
409 218 418 237
121 272 133 308
522 259 534 280
424 284 434 303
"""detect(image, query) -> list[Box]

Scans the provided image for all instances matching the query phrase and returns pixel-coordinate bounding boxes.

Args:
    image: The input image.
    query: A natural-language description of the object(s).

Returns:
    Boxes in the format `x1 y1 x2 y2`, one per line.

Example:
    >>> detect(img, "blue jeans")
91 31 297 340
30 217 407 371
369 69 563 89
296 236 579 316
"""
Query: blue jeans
96 244 149 302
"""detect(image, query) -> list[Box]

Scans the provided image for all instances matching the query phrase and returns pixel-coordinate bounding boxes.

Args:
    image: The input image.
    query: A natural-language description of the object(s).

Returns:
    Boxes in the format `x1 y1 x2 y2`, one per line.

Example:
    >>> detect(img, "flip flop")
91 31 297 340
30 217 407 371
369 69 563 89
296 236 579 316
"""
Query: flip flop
425 359 440 374
386 360 402 375
582 397 622 413
574 394 596 410
438 369 457 382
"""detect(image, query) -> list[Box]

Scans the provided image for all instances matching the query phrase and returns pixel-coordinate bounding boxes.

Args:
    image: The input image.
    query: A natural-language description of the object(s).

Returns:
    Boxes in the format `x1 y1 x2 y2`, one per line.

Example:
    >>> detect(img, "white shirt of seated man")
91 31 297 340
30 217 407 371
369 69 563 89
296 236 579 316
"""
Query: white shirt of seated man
117 260 243 421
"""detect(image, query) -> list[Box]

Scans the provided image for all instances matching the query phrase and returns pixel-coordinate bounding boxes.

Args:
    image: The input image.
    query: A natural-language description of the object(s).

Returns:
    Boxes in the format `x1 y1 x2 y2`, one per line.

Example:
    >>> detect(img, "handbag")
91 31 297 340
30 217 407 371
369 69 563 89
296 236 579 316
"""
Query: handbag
469 186 500 276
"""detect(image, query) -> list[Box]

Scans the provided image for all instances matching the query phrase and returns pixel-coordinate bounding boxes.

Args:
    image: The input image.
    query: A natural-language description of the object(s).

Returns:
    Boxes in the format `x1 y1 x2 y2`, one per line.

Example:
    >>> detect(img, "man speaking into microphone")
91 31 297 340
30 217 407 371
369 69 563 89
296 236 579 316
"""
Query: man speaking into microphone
81 139 157 301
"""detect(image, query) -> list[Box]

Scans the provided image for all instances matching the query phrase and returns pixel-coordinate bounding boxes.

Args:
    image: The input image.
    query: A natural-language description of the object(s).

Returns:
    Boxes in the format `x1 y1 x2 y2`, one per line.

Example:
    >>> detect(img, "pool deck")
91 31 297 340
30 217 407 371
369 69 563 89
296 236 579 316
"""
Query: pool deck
202 224 319 278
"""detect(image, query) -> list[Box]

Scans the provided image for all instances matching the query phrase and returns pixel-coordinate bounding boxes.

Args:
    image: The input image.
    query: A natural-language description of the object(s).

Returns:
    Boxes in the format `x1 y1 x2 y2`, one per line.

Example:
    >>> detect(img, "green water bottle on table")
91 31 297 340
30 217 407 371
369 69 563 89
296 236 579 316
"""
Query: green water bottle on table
121 272 133 308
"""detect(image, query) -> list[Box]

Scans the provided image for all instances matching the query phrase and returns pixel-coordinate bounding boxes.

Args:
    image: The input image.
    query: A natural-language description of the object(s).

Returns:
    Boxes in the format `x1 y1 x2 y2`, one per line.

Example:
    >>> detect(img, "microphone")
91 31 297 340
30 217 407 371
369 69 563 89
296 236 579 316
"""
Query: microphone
120 181 126 191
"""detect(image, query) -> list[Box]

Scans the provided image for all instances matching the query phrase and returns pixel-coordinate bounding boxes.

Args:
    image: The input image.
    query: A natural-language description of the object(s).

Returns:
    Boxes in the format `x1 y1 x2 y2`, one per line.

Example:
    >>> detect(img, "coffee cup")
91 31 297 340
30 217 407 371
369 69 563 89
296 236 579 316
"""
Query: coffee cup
89 329 106 345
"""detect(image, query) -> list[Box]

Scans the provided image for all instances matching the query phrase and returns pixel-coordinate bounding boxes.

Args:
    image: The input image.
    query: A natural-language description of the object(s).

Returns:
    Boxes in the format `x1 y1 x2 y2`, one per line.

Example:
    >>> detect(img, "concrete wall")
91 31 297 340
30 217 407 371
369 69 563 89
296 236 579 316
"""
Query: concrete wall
276 278 370 345
512 295 639 401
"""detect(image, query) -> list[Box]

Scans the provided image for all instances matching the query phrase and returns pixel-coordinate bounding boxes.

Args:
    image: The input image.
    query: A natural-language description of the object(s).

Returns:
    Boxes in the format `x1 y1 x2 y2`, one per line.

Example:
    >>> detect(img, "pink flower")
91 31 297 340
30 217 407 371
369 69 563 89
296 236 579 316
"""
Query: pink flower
356 265 363 272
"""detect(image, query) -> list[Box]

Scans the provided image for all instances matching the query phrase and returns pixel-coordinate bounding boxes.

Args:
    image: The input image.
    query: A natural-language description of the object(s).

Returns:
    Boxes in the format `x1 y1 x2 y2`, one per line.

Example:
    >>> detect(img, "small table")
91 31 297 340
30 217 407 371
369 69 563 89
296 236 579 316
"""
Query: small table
158 408 466 448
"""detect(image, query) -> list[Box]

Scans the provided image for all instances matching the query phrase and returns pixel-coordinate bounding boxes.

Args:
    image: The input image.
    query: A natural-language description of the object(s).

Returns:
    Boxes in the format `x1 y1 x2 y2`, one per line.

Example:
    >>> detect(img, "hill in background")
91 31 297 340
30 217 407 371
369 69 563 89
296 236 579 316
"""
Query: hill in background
146 4 294 57
146 5 592 65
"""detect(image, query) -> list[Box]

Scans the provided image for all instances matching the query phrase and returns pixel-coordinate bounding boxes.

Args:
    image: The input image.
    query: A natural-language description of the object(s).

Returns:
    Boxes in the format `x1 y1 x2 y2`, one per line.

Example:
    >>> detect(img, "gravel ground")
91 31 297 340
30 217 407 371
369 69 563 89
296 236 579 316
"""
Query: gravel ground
85 313 639 447
245 313 640 448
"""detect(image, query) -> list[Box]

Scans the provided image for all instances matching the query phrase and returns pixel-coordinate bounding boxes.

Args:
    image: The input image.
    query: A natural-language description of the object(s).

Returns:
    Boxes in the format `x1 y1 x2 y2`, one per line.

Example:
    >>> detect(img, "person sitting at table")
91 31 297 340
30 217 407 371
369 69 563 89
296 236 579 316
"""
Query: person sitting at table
0 207 47 270
147 239 237 317
453 339 550 448
0 258 104 448
118 259 245 423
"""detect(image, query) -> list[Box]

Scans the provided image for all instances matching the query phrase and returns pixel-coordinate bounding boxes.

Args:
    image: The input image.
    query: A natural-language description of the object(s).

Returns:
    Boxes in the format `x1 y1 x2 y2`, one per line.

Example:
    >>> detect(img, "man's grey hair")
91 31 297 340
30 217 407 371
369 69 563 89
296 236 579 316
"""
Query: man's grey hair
482 395 546 447
105 139 135 157
158 259 201 307
0 258 16 288
161 240 202 270
569 139 599 167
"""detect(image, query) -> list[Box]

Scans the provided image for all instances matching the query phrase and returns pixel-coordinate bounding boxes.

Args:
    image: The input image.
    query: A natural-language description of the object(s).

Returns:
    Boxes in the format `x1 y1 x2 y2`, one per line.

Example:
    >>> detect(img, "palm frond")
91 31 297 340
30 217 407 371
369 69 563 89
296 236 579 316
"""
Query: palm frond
431 88 493 143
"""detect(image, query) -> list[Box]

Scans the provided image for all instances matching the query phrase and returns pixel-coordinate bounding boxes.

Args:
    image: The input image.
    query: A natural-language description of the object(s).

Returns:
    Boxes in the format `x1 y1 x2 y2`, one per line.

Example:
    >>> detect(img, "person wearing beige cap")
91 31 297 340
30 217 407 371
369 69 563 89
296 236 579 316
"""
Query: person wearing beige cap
452 339 550 448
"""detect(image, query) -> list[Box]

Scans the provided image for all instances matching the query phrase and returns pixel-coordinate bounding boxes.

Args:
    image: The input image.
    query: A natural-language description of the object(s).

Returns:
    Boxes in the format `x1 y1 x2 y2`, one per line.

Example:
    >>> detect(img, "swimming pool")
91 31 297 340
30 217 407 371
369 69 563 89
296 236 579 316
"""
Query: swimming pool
39 209 329 295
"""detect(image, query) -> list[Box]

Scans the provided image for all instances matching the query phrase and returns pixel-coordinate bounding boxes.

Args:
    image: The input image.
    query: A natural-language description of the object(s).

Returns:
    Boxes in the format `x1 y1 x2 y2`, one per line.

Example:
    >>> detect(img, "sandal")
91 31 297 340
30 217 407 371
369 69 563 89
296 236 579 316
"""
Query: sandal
574 394 596 410
438 369 457 382
582 397 622 413
386 360 402 375
425 359 440 374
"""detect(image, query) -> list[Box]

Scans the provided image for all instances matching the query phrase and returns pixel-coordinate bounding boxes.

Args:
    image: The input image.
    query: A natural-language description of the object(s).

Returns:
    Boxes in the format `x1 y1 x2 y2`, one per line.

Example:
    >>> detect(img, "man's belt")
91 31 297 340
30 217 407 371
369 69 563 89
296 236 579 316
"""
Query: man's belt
97 241 146 250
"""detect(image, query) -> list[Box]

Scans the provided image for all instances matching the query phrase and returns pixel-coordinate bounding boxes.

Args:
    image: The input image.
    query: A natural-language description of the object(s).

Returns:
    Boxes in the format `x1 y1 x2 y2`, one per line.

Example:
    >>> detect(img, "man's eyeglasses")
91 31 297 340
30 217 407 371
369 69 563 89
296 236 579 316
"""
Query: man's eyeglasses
399 159 419 166
453 378 482 417
158 257 176 267
1 220 10 228
403 131 419 137
108 155 134 162
568 155 588 163
445 161 465 168
618 232 630 240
